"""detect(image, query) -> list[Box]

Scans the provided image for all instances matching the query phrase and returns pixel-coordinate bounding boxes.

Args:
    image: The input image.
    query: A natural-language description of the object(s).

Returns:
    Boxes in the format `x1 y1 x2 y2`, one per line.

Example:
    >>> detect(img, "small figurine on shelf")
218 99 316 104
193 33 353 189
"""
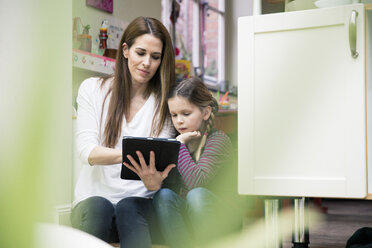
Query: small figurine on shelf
98 19 109 56
79 24 92 52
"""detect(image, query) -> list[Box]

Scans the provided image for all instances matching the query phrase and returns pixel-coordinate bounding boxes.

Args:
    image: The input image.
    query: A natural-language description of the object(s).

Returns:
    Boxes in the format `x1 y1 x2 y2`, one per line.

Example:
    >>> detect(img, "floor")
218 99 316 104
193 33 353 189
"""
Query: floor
282 199 372 248
97 198 372 248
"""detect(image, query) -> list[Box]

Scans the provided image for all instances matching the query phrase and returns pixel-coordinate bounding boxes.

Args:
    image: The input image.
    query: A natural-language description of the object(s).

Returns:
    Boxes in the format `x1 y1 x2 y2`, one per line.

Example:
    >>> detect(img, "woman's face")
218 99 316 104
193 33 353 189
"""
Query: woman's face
123 34 163 86
168 96 211 134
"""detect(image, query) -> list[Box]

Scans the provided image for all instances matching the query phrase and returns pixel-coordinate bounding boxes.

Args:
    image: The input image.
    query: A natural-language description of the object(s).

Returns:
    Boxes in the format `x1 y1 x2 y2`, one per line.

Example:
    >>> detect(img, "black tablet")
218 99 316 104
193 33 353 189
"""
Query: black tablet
121 136 181 180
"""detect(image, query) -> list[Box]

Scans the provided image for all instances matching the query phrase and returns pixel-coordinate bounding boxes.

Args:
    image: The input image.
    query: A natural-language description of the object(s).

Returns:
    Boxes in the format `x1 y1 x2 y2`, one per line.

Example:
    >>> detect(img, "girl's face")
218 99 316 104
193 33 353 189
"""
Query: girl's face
123 34 163 86
168 96 211 134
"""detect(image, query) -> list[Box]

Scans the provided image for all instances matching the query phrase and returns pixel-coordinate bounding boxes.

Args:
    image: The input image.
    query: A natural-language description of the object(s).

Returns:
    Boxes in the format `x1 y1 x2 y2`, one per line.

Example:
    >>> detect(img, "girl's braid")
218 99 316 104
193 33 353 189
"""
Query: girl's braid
194 101 218 162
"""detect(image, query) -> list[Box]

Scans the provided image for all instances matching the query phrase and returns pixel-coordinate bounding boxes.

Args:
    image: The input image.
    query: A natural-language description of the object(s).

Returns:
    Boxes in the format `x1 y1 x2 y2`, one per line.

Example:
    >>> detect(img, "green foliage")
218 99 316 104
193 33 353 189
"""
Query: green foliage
82 24 91 34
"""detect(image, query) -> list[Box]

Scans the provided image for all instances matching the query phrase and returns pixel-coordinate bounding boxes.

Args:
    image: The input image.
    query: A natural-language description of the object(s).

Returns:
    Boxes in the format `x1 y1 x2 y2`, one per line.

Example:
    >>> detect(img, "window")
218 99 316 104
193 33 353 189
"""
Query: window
162 0 225 91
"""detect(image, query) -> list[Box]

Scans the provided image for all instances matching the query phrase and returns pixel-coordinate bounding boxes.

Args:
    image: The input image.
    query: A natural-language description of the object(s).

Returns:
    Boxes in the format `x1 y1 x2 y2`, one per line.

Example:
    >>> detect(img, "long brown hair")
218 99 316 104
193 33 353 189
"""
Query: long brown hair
168 77 218 161
101 17 175 148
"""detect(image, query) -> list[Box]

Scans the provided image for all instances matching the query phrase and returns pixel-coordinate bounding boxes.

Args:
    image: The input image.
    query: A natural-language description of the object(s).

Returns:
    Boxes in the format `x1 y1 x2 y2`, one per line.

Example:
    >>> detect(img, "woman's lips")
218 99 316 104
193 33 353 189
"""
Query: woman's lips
138 69 149 76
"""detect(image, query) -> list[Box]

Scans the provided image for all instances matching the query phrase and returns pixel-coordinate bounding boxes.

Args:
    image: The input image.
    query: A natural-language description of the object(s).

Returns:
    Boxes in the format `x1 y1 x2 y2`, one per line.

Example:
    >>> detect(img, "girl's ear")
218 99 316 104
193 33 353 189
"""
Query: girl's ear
203 106 212 121
122 43 129 58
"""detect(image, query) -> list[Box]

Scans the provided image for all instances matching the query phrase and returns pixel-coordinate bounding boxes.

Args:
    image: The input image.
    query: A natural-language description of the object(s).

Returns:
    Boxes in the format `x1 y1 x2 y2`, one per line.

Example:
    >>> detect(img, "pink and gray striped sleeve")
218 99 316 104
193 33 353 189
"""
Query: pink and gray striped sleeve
177 130 233 190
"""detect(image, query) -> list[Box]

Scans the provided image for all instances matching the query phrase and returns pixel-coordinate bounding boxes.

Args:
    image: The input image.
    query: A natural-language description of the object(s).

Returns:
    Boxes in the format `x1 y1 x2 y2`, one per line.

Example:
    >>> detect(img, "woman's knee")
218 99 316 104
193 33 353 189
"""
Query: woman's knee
116 197 153 221
86 196 113 214
71 196 116 242
72 196 114 223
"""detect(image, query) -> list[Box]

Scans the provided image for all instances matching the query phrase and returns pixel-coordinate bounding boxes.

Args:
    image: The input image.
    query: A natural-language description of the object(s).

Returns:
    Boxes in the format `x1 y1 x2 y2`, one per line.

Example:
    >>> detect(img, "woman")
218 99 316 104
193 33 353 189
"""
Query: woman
71 17 176 247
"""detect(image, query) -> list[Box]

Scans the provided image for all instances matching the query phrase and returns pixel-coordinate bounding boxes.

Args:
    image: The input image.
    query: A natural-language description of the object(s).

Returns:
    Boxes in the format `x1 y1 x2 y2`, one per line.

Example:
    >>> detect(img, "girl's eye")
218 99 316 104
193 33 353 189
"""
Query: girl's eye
152 55 161 60
171 114 177 118
183 113 190 116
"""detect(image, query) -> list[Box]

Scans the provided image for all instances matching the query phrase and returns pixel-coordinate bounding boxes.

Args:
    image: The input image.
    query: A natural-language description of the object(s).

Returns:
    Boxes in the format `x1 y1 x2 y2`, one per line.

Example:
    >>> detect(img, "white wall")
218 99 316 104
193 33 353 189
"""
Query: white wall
226 0 253 89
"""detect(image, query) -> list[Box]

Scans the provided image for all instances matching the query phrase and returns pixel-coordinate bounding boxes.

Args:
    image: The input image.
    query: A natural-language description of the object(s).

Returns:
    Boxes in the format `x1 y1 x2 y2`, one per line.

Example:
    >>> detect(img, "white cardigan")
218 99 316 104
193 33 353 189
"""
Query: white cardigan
73 77 174 206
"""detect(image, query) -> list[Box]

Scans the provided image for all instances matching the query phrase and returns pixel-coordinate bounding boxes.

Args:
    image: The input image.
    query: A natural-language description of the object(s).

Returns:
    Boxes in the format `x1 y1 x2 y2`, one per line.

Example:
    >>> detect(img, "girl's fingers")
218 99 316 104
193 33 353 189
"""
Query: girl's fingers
192 131 201 137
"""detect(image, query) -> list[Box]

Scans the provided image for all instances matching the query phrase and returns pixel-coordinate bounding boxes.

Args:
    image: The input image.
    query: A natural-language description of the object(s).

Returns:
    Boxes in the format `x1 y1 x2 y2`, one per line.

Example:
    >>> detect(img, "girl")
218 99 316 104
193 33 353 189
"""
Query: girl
152 77 242 247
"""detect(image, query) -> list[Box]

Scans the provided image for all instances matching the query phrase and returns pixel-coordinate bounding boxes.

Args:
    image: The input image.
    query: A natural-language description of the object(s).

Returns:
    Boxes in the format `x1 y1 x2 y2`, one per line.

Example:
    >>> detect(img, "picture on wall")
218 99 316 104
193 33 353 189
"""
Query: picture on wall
86 0 113 13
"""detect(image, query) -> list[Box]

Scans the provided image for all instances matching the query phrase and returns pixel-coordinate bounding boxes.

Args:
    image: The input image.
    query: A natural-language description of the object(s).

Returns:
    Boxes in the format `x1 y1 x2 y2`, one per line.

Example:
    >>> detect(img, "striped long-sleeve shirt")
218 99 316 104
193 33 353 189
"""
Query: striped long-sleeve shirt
177 130 234 192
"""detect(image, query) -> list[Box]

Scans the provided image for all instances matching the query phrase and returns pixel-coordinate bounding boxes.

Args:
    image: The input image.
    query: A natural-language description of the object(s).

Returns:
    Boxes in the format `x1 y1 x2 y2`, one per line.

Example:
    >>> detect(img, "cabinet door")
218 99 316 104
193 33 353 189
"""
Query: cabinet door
238 4 366 198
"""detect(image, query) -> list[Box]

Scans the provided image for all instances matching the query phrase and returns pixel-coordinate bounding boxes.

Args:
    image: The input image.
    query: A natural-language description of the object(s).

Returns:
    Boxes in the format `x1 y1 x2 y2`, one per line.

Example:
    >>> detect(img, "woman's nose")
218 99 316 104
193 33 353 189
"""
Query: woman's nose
142 55 151 67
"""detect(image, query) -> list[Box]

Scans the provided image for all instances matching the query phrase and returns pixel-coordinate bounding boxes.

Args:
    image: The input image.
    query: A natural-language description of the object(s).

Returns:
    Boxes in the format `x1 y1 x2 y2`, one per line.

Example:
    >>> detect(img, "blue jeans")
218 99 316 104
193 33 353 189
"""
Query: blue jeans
71 196 164 248
153 187 240 248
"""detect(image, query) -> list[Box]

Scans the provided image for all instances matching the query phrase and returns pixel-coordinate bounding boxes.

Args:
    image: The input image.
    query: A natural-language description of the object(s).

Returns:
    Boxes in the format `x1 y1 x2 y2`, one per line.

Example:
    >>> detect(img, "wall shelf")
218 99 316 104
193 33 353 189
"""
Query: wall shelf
72 49 115 75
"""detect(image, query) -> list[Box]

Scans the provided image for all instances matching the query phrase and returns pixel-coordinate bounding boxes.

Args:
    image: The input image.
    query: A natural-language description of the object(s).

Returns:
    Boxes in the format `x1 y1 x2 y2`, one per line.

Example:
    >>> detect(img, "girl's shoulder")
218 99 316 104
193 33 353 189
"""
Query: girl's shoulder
208 129 229 139
207 130 232 145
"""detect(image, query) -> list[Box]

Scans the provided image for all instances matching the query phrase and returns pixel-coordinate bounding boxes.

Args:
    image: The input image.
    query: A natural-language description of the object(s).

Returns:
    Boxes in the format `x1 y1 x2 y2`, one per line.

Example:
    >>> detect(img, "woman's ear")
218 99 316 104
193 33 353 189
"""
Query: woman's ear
122 43 129 58
203 106 212 121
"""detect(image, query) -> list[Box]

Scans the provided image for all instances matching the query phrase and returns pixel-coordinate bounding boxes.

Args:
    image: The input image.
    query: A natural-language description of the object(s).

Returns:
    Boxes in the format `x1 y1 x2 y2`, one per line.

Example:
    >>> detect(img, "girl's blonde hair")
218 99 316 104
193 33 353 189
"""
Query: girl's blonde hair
168 77 218 161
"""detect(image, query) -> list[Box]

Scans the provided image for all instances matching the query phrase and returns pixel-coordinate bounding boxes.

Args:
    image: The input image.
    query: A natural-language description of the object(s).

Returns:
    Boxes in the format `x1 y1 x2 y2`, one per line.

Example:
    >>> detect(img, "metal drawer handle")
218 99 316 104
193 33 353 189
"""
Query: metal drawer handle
349 10 359 59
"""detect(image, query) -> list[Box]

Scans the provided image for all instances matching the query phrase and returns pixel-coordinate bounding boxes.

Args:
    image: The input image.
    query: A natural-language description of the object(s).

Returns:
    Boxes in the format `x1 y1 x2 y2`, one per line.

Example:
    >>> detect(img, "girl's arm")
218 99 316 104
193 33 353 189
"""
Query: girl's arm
177 130 233 189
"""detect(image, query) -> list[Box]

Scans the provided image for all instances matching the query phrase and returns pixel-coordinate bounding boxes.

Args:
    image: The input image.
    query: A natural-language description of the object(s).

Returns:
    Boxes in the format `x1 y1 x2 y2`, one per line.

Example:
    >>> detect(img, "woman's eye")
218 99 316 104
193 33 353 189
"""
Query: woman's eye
183 113 190 116
152 56 161 60
136 52 145 56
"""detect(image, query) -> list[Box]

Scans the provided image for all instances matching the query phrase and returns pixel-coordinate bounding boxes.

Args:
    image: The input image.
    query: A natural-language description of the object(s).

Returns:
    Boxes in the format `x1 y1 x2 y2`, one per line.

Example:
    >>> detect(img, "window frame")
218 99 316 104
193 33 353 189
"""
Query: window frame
162 0 226 91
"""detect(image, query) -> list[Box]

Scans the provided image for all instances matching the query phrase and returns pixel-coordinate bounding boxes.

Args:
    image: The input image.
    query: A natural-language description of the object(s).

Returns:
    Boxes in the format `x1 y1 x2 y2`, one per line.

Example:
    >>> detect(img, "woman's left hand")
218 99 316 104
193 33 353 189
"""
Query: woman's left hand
123 150 176 191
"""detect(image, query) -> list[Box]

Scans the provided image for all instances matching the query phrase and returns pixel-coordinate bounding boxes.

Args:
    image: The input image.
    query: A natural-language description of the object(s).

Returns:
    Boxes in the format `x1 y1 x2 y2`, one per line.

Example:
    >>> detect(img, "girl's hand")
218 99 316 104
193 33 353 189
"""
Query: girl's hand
176 131 201 144
123 150 176 191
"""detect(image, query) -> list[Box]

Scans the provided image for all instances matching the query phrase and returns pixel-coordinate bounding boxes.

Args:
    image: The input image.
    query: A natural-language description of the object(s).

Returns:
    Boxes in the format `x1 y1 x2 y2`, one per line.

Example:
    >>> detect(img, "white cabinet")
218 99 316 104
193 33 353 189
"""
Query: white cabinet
238 4 372 198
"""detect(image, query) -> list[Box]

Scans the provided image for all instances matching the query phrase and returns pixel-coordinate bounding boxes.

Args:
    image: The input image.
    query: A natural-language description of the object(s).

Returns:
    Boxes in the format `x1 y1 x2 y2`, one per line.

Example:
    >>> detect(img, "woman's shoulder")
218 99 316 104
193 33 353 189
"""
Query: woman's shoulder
79 77 113 94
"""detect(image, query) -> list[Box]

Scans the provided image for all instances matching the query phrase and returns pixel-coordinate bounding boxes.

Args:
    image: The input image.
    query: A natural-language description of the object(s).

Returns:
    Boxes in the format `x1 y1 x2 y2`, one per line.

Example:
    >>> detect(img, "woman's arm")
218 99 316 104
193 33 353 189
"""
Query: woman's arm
76 78 120 166
177 130 233 189
88 146 122 165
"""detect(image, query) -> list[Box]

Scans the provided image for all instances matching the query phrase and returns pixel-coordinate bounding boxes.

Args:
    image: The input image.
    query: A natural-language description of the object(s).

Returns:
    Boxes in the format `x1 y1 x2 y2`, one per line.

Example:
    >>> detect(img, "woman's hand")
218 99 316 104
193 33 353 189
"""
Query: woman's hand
123 150 176 191
176 131 201 144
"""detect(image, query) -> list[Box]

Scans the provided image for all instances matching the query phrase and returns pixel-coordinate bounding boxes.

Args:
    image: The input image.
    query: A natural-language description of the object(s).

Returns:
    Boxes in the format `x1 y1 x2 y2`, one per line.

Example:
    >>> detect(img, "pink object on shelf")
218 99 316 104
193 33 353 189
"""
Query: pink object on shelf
86 0 113 13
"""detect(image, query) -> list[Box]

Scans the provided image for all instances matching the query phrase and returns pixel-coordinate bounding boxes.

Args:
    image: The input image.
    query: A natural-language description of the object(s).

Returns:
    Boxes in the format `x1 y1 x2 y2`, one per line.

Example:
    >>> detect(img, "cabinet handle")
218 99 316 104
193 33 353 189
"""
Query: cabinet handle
349 10 359 59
